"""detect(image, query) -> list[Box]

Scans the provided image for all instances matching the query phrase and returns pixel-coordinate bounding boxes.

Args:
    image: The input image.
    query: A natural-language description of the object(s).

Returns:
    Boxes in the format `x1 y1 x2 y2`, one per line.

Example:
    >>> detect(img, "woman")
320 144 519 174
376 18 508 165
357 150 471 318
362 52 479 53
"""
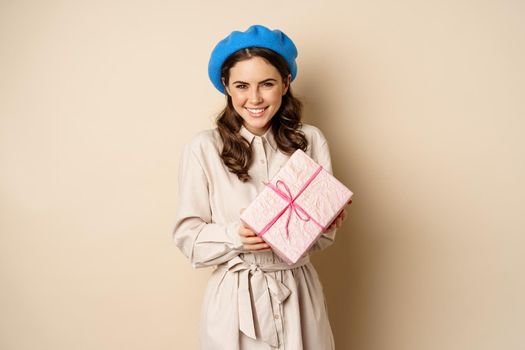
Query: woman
172 24 350 350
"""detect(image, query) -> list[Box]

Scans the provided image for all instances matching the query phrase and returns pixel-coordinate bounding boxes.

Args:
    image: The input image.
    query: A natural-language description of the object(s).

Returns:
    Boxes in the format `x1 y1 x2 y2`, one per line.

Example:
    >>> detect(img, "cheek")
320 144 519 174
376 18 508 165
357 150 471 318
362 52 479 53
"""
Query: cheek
230 96 246 114
231 93 246 106
269 93 283 107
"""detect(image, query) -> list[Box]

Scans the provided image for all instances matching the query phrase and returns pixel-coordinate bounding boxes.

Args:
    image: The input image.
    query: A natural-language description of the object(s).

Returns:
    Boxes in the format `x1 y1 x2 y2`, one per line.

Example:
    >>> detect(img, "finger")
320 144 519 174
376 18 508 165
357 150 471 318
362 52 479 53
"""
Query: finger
256 247 273 252
240 208 245 214
245 242 270 251
240 224 254 234
239 225 257 235
239 228 257 237
241 237 264 245
241 236 265 244
324 223 335 233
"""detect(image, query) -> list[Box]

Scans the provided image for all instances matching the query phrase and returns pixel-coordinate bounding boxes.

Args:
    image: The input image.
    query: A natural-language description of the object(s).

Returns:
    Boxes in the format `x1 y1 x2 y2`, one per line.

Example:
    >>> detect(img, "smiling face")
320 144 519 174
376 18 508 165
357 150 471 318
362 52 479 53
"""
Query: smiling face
223 56 291 136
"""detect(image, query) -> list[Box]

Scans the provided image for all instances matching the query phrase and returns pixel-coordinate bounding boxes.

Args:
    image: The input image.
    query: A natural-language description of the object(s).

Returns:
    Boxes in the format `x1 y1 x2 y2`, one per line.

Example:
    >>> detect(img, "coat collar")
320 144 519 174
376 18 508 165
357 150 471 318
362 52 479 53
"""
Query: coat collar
239 125 278 152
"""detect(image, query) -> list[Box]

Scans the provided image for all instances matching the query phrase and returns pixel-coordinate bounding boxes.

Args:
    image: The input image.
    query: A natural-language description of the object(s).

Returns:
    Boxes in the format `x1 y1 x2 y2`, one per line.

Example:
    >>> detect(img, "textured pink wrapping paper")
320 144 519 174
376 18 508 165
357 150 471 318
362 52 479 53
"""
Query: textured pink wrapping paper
240 149 353 265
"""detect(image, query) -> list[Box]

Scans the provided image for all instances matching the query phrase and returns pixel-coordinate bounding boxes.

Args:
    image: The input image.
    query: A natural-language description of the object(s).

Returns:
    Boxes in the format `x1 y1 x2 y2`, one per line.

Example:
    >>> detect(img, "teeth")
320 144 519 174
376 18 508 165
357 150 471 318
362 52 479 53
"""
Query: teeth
247 107 266 113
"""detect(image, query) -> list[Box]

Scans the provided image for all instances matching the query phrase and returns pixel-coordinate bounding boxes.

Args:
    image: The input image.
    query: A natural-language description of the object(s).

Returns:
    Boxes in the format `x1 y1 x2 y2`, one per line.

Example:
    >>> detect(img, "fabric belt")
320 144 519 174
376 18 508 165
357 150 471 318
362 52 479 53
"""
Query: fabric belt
216 254 310 347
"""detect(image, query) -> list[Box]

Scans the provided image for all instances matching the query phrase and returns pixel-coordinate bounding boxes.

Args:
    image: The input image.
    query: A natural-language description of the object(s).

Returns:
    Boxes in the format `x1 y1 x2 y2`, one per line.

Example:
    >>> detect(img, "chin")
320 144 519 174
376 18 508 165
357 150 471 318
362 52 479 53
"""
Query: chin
248 118 271 128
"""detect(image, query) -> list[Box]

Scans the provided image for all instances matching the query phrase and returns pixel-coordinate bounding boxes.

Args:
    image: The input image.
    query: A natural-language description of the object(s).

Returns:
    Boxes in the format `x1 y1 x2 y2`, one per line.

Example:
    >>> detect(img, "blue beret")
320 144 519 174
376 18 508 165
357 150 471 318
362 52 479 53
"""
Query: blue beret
208 24 298 94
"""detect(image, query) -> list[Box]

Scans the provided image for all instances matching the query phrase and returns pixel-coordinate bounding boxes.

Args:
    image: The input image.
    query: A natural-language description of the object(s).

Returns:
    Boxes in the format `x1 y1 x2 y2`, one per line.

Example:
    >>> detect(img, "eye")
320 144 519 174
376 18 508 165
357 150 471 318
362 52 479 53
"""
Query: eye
235 84 247 89
262 82 274 87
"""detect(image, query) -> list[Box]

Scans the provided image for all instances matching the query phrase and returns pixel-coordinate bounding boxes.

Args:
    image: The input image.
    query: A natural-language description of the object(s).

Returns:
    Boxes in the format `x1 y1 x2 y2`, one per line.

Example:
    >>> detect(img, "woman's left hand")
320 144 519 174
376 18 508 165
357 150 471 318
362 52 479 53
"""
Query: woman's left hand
323 201 351 233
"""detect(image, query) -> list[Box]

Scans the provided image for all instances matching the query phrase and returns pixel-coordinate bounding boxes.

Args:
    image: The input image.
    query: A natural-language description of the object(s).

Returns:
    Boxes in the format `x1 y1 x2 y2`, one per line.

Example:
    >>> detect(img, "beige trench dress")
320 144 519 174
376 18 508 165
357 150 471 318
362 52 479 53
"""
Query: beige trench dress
172 123 338 350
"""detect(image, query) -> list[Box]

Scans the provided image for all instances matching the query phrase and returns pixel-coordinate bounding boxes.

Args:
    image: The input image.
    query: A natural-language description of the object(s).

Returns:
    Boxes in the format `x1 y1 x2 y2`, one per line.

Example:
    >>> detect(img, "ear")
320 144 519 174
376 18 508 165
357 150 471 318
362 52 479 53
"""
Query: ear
282 74 291 95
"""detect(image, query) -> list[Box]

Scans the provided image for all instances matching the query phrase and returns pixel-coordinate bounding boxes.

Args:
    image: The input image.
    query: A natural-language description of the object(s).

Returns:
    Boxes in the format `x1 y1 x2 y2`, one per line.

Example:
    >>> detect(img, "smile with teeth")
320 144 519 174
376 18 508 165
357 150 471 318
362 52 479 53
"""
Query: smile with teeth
246 107 268 116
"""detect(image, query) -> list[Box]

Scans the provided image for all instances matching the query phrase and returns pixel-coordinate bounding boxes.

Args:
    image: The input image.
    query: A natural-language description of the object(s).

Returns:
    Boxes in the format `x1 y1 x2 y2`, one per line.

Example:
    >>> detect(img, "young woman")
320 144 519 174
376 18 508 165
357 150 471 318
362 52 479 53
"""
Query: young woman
172 24 350 350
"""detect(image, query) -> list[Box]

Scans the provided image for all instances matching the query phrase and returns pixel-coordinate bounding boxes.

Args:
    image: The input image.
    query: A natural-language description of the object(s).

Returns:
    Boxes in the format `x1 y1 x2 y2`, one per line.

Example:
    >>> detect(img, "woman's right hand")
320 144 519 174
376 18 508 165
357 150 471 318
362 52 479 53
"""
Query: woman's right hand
239 208 272 252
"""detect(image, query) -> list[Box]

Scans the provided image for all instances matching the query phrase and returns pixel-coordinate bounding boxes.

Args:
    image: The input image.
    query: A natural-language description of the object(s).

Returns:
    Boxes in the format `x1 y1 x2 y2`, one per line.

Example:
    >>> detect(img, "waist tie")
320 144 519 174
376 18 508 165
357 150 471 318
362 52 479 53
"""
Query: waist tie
216 254 310 348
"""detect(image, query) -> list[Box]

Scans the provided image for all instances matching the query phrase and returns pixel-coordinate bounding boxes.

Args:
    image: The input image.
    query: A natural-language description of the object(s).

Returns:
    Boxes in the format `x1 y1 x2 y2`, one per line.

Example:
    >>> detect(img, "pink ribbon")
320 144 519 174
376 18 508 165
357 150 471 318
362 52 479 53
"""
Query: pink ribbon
259 165 326 239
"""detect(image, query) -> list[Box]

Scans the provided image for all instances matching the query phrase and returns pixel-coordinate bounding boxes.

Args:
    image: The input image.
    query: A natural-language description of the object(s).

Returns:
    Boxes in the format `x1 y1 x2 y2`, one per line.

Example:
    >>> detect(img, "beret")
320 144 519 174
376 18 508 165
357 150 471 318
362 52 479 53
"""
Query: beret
208 24 298 94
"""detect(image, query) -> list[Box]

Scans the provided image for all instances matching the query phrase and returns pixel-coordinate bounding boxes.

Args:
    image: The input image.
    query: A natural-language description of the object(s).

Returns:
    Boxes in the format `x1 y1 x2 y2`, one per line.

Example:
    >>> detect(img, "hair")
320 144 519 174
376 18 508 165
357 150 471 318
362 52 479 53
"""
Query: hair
216 47 308 182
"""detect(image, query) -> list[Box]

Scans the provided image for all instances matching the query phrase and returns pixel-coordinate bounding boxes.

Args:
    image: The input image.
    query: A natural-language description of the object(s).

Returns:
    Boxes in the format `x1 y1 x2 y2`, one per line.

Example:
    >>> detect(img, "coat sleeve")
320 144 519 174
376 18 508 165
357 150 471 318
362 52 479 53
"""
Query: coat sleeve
309 134 338 253
171 142 245 268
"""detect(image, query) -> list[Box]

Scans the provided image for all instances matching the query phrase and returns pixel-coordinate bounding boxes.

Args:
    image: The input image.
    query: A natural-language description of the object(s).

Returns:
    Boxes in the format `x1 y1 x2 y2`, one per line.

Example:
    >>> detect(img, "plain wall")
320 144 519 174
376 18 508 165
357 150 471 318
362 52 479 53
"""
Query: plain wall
1 0 524 349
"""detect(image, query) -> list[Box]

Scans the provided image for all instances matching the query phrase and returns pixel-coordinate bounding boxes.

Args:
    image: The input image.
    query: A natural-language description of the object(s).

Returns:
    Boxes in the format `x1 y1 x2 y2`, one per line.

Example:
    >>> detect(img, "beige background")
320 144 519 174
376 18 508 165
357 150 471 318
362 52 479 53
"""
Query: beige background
1 0 524 349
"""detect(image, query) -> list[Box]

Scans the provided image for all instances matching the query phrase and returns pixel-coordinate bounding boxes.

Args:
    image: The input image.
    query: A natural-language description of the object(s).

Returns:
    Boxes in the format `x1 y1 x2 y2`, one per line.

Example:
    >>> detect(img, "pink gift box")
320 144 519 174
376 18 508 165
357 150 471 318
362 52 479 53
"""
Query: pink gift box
240 149 353 265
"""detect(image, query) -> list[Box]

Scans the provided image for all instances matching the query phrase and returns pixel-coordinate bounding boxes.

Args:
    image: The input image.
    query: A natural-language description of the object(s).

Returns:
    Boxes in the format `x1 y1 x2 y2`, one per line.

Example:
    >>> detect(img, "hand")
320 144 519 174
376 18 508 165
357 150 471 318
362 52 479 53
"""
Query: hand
323 200 352 233
239 209 272 252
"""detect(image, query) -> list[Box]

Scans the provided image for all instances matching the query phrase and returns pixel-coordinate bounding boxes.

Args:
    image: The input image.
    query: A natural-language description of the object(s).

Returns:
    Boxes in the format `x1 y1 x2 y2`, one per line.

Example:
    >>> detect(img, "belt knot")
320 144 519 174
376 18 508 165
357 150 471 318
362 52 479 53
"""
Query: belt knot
218 254 310 347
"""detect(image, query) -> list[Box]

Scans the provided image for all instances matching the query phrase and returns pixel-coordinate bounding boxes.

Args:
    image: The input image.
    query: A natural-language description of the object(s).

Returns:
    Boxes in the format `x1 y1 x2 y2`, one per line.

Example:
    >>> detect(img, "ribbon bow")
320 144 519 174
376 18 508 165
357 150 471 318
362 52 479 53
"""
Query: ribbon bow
260 165 326 239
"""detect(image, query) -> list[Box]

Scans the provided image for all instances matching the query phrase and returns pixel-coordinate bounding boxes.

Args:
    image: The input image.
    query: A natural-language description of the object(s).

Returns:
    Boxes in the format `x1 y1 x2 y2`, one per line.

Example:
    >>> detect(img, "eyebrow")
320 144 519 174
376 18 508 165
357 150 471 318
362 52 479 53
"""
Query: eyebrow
232 78 278 85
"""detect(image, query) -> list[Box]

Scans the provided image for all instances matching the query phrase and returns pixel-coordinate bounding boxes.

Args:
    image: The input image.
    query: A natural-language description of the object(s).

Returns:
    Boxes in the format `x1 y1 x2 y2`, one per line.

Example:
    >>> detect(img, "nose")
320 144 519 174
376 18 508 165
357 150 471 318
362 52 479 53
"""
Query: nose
249 87 263 104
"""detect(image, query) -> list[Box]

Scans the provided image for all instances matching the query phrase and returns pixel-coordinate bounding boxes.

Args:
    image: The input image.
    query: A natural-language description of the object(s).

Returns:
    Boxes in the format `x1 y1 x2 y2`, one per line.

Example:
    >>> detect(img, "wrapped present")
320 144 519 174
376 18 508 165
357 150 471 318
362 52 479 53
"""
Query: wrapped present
240 148 353 265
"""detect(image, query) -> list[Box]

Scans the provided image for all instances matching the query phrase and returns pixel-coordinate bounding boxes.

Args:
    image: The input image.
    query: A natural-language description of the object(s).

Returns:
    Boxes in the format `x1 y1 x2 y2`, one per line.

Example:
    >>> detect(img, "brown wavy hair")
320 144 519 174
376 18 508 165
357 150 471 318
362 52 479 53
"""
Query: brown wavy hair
216 47 308 182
